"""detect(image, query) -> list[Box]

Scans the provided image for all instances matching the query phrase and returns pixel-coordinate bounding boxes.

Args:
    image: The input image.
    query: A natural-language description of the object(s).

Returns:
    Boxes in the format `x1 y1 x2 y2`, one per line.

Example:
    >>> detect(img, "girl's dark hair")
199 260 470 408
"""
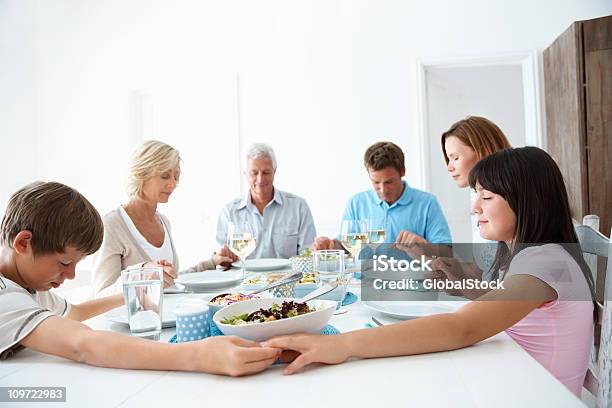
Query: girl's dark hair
468 147 596 302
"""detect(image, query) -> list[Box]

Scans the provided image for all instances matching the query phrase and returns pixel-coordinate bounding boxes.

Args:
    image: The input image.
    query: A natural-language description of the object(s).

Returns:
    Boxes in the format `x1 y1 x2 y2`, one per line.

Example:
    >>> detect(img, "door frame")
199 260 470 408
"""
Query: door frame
415 51 545 190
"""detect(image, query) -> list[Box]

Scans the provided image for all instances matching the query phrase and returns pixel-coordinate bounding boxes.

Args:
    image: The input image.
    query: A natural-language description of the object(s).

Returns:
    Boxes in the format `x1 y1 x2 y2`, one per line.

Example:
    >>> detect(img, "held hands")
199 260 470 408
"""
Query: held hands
193 336 280 376
392 230 429 258
213 245 237 267
214 245 239 268
427 258 484 297
311 236 342 251
144 259 177 288
262 334 349 375
395 230 428 246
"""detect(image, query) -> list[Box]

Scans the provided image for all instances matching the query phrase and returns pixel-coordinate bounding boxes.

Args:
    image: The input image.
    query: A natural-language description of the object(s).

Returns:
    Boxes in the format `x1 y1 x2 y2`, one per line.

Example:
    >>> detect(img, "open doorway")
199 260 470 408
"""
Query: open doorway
417 53 544 242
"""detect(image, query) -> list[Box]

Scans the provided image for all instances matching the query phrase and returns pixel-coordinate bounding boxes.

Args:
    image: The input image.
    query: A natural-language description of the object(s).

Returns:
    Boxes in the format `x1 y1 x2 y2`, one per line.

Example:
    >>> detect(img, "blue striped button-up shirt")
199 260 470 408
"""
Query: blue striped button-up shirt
216 188 316 259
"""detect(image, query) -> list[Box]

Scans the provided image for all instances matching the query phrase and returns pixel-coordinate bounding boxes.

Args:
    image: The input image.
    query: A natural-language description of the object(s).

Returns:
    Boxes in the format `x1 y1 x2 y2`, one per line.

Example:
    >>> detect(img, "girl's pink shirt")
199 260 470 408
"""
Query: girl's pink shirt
504 244 594 396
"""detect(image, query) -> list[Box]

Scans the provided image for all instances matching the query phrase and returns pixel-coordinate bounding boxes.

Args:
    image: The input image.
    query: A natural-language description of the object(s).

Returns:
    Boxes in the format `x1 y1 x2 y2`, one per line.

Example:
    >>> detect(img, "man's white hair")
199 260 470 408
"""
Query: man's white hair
245 143 277 169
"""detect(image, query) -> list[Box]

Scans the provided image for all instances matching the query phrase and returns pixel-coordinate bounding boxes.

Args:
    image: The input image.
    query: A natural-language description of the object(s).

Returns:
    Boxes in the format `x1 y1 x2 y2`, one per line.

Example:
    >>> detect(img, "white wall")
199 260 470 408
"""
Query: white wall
0 1 39 210
426 64 526 242
138 79 242 267
1 0 611 269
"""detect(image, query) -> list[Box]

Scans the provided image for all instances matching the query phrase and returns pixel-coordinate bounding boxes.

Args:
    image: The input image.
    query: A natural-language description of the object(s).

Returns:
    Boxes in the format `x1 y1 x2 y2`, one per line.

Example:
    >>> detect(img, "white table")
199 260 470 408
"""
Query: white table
0 286 584 407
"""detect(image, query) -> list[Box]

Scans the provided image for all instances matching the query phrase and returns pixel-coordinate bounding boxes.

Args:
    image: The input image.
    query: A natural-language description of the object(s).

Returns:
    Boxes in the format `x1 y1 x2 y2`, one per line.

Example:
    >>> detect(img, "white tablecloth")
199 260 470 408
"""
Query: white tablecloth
0 285 584 408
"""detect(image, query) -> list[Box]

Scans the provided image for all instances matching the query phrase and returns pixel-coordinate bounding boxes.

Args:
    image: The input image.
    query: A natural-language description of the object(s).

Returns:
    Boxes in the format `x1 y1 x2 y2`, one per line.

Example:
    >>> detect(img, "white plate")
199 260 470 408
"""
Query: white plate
164 283 188 294
232 258 291 271
214 297 337 341
175 271 243 291
363 301 460 320
105 295 214 328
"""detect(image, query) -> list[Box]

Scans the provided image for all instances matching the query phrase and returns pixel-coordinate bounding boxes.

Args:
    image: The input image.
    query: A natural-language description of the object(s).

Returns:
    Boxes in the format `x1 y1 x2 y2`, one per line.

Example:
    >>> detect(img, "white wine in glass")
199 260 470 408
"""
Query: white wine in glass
341 232 369 257
229 233 256 259
367 218 387 245
340 220 369 261
368 229 386 244
227 222 256 282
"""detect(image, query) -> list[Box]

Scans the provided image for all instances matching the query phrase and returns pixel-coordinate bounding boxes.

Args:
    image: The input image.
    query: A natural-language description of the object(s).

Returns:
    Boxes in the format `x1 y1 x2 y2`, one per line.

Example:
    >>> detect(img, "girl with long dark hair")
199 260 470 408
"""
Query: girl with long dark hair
266 147 595 396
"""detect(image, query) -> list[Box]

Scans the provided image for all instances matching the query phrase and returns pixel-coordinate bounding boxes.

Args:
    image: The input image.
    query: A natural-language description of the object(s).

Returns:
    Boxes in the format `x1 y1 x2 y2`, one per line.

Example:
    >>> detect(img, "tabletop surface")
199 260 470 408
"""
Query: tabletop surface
0 281 584 408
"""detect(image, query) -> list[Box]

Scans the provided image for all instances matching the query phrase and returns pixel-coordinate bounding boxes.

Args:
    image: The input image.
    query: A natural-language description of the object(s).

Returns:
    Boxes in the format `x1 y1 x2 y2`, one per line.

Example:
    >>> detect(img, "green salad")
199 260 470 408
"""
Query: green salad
220 301 313 325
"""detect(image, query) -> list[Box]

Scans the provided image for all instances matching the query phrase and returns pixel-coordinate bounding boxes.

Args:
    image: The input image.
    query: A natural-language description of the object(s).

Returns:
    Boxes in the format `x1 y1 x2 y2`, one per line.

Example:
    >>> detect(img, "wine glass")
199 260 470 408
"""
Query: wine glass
340 219 370 264
227 221 257 282
367 218 387 246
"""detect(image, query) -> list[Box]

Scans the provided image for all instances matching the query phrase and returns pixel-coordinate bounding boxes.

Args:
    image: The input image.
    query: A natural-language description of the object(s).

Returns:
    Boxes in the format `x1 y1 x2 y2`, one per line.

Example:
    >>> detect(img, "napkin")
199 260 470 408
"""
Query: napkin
342 291 358 306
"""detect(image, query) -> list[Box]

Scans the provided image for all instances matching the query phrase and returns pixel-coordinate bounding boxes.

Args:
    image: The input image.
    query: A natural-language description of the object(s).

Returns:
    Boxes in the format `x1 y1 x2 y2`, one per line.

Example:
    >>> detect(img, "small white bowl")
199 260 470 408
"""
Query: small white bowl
213 297 337 341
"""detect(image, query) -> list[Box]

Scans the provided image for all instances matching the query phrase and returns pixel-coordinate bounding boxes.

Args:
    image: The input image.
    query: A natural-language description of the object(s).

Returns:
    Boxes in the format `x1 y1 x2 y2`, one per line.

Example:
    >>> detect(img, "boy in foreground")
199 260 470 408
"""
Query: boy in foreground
0 181 279 376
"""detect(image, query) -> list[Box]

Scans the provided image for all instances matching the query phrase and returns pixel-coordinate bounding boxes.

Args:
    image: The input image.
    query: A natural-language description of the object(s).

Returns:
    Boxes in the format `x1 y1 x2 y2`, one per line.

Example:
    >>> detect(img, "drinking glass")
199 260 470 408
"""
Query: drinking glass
340 219 370 263
122 267 164 341
227 221 257 282
367 218 387 246
313 250 350 314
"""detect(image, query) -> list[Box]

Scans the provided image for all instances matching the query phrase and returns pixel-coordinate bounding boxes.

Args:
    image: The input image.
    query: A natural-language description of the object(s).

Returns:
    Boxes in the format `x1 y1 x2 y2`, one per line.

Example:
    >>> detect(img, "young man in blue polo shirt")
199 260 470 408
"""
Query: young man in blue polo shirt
313 141 452 254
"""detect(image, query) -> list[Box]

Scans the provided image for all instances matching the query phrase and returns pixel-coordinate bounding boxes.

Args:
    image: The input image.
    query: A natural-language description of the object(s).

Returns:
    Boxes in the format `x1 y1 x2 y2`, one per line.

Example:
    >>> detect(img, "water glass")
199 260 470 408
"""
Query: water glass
313 250 349 311
122 267 164 341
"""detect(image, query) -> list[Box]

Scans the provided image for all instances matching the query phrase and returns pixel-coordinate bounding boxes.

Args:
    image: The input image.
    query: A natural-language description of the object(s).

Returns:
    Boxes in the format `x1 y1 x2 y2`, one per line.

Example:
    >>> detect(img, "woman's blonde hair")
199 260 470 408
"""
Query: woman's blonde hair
126 140 181 197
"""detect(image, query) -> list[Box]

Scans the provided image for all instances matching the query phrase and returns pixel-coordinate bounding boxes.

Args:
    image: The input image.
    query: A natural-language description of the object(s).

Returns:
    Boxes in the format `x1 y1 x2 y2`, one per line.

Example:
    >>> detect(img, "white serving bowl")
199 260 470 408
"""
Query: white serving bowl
213 297 337 341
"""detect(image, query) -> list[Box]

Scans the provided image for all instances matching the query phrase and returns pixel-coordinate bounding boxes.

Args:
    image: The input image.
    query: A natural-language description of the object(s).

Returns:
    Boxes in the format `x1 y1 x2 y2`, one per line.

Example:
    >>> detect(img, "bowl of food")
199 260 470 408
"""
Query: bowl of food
208 292 262 319
241 275 268 291
265 272 298 298
213 297 337 341
293 272 319 298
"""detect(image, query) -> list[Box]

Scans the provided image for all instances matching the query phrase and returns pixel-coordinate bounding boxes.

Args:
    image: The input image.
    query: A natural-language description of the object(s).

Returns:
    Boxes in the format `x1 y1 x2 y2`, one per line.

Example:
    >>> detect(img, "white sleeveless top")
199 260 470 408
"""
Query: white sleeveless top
119 206 174 263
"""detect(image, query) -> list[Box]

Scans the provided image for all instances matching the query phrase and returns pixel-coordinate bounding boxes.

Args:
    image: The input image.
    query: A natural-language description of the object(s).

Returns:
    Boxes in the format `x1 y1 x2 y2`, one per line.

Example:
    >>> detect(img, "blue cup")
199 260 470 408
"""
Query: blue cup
174 299 210 342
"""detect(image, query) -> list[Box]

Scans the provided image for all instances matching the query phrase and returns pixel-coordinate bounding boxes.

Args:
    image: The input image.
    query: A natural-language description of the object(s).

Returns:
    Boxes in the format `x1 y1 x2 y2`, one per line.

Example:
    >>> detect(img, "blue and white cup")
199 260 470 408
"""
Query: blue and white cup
174 299 210 342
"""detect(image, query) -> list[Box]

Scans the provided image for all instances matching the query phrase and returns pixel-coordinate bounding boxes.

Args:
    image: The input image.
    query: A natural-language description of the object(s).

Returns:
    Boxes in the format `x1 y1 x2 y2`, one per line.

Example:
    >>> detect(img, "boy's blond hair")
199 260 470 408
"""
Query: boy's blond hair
0 181 103 255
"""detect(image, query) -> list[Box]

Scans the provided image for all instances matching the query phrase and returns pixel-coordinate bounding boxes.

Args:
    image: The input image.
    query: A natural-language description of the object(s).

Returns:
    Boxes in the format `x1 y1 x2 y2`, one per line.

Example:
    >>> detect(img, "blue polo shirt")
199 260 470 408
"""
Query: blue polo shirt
341 181 452 244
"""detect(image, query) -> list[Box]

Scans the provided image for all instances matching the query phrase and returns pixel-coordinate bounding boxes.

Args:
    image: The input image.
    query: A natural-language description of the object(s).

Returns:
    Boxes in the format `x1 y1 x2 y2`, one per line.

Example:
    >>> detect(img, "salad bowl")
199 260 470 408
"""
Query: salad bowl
213 297 337 341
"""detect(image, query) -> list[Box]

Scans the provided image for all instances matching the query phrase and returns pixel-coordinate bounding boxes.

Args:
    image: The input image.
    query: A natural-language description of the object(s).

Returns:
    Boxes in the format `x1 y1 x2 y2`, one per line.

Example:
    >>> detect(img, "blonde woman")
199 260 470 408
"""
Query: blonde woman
92 141 231 297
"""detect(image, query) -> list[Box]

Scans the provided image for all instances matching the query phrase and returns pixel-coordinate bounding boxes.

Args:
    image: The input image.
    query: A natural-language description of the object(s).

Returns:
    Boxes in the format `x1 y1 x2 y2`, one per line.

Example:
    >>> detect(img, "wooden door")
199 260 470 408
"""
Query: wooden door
544 15 611 235
583 15 612 236
543 22 589 223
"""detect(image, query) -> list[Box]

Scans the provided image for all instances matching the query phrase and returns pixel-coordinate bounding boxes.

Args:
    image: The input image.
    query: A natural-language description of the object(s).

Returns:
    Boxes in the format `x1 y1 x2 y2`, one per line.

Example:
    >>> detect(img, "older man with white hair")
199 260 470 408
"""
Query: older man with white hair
216 143 316 260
